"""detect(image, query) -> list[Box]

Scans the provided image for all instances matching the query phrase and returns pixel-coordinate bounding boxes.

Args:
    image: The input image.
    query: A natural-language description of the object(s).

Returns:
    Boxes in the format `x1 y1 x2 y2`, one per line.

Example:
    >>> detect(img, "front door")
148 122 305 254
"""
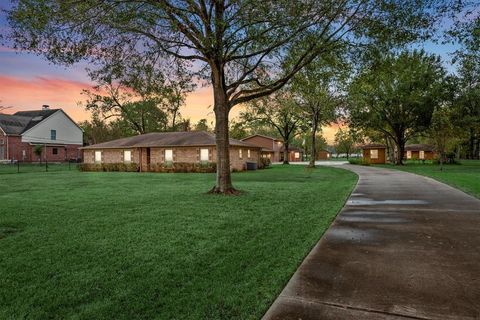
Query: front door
146 148 151 170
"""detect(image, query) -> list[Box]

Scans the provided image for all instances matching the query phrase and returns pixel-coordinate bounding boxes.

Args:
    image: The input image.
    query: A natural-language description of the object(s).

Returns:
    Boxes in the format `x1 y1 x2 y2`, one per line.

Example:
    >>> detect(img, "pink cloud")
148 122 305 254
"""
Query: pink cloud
0 75 93 121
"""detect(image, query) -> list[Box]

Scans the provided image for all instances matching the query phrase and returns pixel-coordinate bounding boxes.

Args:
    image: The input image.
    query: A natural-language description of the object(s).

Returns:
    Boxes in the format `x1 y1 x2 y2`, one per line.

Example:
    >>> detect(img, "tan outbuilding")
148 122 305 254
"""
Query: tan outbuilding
360 143 387 164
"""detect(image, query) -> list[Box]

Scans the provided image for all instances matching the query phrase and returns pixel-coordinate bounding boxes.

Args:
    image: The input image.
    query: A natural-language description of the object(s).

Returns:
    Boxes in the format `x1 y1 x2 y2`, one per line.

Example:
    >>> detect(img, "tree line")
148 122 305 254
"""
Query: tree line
5 0 479 193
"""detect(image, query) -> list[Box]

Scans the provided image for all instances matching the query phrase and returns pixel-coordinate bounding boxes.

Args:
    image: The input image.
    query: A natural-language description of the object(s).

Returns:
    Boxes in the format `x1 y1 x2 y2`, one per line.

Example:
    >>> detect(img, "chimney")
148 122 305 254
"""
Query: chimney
42 105 50 110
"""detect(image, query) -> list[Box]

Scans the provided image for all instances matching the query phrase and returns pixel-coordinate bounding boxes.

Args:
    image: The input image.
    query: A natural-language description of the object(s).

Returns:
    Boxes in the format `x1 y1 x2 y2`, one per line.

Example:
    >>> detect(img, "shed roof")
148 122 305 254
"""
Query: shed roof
405 144 435 152
81 131 261 149
360 143 387 149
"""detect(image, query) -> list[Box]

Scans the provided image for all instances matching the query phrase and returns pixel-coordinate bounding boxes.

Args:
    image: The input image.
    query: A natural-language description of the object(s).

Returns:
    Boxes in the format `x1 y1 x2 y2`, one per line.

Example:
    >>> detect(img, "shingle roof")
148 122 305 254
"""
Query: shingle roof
242 134 282 142
360 143 386 149
0 114 32 135
0 109 60 135
14 109 59 132
405 144 435 152
81 131 262 149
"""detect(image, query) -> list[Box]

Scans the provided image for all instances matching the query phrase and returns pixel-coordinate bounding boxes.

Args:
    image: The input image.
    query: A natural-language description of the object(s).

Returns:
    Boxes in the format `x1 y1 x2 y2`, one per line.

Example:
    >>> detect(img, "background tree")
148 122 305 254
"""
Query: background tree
291 52 347 167
0 101 12 113
348 50 447 165
193 119 211 132
8 0 446 194
242 90 304 164
334 128 357 159
429 107 456 170
33 145 43 162
79 115 127 145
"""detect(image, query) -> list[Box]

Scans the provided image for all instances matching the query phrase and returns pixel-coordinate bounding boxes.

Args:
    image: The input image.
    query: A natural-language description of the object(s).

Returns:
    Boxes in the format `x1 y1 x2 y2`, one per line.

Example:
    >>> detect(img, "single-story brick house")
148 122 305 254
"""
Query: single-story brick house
360 143 387 164
81 131 262 172
241 134 304 162
0 106 83 162
404 144 436 160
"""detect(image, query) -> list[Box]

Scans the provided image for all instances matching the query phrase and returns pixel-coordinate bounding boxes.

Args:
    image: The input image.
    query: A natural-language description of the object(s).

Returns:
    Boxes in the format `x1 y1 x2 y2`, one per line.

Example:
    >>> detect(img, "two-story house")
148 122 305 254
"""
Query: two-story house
241 134 303 162
0 106 83 162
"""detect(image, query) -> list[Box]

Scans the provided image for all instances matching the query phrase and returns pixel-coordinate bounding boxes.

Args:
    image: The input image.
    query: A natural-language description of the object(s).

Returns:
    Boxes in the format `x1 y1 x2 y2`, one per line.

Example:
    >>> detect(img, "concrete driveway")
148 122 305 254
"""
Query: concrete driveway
263 165 480 320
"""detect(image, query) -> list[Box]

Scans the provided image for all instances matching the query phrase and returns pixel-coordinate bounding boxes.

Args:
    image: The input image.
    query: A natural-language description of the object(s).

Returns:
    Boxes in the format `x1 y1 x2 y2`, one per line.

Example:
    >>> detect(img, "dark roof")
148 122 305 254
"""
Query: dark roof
405 144 435 152
0 109 60 135
0 114 31 135
280 145 303 152
360 143 386 149
14 109 60 132
242 134 282 142
81 131 262 149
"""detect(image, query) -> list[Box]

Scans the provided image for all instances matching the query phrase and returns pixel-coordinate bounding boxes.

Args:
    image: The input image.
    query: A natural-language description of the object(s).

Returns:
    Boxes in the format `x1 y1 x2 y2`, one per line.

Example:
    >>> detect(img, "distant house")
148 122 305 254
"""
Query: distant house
81 131 262 172
360 143 386 164
316 149 331 160
241 134 303 162
0 106 83 162
404 144 436 160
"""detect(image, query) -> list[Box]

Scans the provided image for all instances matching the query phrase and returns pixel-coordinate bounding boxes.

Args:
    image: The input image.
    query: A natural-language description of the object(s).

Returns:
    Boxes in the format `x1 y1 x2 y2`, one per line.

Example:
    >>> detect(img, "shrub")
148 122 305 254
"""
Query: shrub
259 157 271 169
80 162 218 173
79 163 139 172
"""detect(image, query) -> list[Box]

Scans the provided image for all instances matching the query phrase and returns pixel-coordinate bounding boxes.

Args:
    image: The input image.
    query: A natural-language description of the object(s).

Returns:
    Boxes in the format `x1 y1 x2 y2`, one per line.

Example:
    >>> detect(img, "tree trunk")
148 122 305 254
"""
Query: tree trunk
208 66 238 195
395 141 405 165
283 140 290 165
309 119 318 168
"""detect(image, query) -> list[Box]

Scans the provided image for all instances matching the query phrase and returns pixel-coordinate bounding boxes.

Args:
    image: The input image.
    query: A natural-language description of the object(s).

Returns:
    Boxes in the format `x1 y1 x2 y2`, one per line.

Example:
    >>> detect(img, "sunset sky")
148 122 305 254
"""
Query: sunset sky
0 2 461 143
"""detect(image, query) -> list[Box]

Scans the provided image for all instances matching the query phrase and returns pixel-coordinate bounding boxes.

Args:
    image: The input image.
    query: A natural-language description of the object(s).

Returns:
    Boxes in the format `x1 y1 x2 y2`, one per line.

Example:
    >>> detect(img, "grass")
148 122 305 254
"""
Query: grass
0 165 357 320
378 160 480 199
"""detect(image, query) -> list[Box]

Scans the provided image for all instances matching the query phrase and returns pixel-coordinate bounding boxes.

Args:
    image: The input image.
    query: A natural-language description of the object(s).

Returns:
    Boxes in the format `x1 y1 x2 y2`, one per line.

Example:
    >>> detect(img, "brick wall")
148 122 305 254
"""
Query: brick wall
83 145 261 171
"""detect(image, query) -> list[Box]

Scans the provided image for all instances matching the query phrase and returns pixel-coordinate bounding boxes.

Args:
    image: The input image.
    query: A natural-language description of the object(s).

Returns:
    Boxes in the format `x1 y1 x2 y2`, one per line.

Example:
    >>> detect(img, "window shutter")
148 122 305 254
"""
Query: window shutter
209 148 213 161
161 148 164 162
172 149 176 162
196 148 200 162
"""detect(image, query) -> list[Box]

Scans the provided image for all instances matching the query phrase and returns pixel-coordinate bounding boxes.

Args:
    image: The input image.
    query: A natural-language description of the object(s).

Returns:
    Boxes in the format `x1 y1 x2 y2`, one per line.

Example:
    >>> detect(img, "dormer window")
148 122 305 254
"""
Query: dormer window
51 129 56 141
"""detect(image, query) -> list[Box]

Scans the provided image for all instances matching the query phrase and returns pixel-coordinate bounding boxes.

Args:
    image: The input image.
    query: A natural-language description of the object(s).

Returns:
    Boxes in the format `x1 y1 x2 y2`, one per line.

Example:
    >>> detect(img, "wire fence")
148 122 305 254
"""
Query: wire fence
0 161 80 174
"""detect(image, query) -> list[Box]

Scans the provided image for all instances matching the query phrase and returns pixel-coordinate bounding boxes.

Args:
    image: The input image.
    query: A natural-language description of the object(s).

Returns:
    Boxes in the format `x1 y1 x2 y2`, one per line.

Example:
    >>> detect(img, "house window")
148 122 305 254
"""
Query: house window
165 149 173 162
370 149 378 159
95 151 102 163
200 148 209 161
239 149 243 159
52 148 58 155
124 150 132 162
407 150 412 159
247 149 251 158
419 150 425 159
51 129 56 141
294 152 300 159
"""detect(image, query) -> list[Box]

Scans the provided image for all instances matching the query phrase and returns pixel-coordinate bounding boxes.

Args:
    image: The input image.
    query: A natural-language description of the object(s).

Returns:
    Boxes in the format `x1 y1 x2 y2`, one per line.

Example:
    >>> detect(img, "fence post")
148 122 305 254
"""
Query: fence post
17 161 20 173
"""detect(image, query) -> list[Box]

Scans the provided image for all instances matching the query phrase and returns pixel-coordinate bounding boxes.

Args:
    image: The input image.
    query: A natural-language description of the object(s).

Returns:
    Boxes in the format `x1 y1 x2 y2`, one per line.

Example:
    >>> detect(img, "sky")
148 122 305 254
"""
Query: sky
0 2 463 143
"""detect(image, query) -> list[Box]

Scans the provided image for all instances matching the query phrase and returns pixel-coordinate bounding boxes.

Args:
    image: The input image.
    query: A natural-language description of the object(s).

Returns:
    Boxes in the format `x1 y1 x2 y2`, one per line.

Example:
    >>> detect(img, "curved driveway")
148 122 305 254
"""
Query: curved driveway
264 165 480 320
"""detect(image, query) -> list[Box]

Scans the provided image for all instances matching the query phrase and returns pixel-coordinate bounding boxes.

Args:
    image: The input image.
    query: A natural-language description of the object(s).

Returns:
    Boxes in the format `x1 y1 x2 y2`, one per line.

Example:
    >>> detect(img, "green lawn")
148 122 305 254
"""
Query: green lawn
378 160 480 199
0 165 357 320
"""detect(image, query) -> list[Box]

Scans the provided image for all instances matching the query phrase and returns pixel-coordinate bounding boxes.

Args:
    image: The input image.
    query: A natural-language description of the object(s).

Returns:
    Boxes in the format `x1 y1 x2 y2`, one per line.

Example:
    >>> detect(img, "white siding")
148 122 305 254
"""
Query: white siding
21 110 83 145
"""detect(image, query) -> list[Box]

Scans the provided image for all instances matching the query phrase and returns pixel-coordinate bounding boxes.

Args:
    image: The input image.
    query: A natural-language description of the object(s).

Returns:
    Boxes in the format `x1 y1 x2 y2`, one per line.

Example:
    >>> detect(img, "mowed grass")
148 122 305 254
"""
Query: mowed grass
0 165 357 320
379 160 480 198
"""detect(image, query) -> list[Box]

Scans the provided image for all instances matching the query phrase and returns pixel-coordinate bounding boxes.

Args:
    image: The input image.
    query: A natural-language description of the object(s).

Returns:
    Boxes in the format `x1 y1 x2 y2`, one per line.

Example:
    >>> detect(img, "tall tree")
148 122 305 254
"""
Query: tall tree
291 53 347 167
429 106 456 170
348 50 447 165
334 128 357 159
8 0 446 193
242 90 304 164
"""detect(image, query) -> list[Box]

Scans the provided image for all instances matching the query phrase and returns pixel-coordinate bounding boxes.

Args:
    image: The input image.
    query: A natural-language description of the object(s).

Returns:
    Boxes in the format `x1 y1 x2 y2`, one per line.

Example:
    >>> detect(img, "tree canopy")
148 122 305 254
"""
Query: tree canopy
7 0 452 192
348 50 447 164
